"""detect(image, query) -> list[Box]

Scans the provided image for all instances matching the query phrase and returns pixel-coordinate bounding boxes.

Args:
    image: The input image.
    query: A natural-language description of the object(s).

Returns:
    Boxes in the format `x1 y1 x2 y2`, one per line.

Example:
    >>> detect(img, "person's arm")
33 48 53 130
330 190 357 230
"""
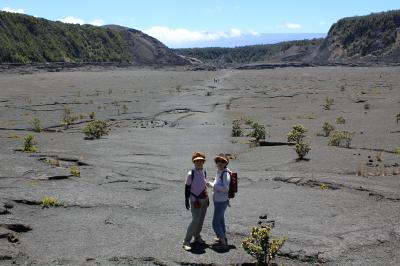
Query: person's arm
184 171 192 209
213 171 230 193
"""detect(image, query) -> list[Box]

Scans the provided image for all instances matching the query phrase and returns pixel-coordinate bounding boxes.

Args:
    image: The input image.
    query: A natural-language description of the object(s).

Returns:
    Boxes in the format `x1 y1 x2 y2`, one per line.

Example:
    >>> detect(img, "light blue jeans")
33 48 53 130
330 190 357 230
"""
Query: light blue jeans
212 200 229 238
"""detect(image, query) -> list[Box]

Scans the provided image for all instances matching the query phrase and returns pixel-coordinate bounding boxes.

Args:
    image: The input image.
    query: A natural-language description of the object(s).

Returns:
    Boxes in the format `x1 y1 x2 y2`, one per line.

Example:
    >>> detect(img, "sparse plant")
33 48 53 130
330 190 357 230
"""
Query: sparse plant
70 166 80 177
176 85 182 92
323 97 334 110
83 120 109 139
62 107 76 129
305 113 317 120
249 122 266 141
89 112 96 120
295 142 311 160
242 222 288 265
395 146 400 155
79 114 86 120
231 119 244 137
321 122 335 137
243 117 254 125
41 196 59 208
122 104 128 114
31 118 43 132
287 124 307 144
376 152 383 162
288 124 310 160
336 116 346 124
329 130 354 148
320 183 329 190
396 113 400 124
22 134 38 153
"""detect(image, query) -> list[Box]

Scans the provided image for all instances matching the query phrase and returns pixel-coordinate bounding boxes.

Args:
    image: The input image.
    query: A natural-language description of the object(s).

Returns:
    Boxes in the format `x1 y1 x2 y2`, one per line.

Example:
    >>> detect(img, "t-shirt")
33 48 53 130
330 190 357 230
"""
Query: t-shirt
212 168 231 202
185 168 207 202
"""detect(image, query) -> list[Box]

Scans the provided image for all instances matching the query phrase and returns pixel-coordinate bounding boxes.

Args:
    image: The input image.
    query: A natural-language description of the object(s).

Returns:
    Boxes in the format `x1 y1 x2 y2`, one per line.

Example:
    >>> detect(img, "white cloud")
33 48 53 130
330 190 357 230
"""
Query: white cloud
283 23 302 30
2 7 25 14
58 17 104 26
144 26 258 44
59 16 85 25
89 19 104 26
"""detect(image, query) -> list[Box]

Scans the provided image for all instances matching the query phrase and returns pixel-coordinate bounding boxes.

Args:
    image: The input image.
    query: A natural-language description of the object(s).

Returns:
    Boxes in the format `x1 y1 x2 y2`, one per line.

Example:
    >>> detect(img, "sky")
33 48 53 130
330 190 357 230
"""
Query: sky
1 0 399 48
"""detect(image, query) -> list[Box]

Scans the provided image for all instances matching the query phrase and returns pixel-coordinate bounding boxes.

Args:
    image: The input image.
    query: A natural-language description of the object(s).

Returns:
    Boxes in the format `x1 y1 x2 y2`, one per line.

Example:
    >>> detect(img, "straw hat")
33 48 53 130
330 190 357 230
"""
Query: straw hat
214 153 229 164
192 152 206 162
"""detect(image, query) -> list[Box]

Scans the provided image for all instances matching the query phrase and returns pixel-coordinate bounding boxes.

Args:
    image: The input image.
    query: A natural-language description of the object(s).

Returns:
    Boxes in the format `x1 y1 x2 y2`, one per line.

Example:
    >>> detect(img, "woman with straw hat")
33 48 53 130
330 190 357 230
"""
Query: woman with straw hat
207 153 231 250
182 152 209 251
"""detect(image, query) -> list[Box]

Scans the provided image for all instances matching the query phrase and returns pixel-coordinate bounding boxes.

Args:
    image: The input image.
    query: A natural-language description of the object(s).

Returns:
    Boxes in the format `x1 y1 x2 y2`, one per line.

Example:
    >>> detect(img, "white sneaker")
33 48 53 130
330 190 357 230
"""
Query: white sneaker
182 243 191 251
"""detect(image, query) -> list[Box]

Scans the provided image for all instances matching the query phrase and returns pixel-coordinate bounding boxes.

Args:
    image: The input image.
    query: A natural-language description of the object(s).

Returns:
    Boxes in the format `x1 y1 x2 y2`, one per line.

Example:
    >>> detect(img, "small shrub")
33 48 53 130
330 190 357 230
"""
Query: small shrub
394 146 400 155
70 166 80 177
41 196 59 208
62 107 77 129
242 223 288 265
23 135 38 153
243 117 254 125
396 113 400 124
320 183 329 190
287 124 307 144
323 97 334 110
336 116 346 124
231 120 244 137
249 122 266 141
83 120 109 139
122 104 128 114
295 142 311 160
288 125 310 160
46 158 60 167
305 113 317 120
89 112 96 120
321 122 335 137
329 130 354 148
31 118 43 132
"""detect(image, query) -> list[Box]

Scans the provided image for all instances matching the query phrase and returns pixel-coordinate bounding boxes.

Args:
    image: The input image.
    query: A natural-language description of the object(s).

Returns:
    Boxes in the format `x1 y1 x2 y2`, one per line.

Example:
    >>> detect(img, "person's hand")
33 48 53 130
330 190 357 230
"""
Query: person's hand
185 199 190 210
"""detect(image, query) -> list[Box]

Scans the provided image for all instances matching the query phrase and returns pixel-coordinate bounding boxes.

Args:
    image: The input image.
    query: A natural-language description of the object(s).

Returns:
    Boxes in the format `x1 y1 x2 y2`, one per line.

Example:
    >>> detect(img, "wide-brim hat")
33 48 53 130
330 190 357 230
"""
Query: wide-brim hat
214 153 229 164
192 152 206 162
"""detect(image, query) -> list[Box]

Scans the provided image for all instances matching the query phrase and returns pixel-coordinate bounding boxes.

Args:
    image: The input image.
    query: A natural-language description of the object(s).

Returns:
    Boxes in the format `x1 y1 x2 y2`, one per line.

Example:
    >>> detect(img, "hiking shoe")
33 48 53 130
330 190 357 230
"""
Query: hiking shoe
182 244 192 251
194 237 206 244
213 237 221 243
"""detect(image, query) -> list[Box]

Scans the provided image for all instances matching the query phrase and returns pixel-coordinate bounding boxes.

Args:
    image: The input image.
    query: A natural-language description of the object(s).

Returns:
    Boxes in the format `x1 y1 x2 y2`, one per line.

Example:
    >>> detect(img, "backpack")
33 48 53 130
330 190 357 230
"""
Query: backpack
220 169 238 199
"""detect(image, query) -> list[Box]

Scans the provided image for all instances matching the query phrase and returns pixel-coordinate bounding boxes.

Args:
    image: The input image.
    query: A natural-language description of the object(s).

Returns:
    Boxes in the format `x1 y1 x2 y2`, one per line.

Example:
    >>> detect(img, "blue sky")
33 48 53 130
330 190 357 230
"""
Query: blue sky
1 0 399 48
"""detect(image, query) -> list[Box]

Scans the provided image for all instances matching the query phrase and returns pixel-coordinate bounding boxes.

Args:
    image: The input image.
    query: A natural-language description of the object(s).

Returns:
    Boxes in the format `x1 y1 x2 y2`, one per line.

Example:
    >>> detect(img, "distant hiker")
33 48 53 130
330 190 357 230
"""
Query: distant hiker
207 153 231 250
182 152 209 251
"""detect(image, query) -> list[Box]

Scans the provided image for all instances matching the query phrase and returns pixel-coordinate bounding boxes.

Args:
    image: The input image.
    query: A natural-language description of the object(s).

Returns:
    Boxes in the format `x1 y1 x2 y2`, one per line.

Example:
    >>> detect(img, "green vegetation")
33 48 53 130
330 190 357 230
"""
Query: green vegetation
0 11 133 63
30 117 43 132
321 122 336 137
288 124 310 160
89 112 96 120
242 223 288 265
22 134 38 152
336 116 346 124
329 130 354 148
70 166 80 177
175 39 322 65
329 10 400 57
83 120 109 139
41 196 59 208
231 119 244 137
249 122 266 141
122 104 128 114
394 146 400 155
323 97 334 110
62 107 75 129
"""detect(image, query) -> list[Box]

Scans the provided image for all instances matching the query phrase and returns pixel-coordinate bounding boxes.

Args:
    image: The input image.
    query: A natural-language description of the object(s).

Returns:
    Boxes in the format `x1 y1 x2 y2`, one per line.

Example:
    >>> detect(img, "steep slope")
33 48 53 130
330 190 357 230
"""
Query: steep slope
313 10 400 64
0 11 190 65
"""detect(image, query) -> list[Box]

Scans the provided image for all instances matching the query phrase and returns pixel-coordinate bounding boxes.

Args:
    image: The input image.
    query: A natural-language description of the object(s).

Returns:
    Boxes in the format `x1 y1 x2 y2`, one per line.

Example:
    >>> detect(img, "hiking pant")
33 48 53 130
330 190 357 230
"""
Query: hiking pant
183 198 209 244
212 200 229 238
